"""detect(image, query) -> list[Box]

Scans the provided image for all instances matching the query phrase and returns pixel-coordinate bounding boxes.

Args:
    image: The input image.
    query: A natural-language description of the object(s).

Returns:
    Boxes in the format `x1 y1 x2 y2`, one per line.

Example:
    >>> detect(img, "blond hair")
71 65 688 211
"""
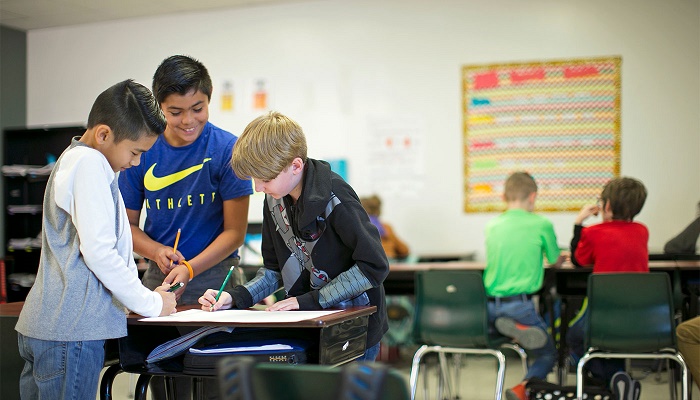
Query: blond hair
360 195 382 216
504 171 538 202
231 111 307 180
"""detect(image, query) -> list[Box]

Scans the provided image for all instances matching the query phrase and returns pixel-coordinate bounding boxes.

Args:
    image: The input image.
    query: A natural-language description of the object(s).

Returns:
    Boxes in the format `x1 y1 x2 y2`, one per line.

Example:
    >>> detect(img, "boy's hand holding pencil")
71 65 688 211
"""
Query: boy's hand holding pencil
154 284 178 316
153 228 184 275
199 288 234 311
163 261 194 292
199 265 234 311
198 265 236 312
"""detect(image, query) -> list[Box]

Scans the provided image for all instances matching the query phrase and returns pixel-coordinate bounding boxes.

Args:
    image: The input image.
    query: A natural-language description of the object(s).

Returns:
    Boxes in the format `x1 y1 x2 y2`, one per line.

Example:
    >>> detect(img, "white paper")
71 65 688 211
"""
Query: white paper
189 344 292 354
138 308 342 323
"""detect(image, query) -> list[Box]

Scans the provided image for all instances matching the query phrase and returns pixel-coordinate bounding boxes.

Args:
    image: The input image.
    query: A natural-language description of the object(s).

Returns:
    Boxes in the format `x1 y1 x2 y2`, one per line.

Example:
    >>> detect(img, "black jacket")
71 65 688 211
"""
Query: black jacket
233 159 389 348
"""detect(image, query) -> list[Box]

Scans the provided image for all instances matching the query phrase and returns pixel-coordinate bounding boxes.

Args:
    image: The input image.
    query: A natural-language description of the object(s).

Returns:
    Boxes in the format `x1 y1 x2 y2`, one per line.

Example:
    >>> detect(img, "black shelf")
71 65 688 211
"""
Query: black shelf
2 125 85 301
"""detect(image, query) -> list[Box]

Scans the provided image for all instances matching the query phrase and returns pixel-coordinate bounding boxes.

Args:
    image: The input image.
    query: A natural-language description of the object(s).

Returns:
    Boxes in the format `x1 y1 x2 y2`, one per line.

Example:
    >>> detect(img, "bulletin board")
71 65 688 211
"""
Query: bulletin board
462 56 621 212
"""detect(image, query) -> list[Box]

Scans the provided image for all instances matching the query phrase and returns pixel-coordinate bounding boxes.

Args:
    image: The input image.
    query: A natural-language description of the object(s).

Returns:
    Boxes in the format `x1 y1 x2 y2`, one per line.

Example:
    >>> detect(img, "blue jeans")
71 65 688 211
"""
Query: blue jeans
356 342 381 362
487 297 556 381
18 333 105 400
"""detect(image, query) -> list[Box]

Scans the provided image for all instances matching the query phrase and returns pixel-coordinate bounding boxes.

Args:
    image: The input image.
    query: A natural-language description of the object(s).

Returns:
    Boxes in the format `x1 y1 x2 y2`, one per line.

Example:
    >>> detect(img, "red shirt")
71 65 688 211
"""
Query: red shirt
575 220 649 273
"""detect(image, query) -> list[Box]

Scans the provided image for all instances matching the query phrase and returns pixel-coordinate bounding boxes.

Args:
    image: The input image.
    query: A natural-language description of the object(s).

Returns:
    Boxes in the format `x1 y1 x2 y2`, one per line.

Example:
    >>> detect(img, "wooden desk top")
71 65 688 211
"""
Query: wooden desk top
390 261 486 271
127 304 377 328
0 302 377 327
0 301 23 317
389 260 700 272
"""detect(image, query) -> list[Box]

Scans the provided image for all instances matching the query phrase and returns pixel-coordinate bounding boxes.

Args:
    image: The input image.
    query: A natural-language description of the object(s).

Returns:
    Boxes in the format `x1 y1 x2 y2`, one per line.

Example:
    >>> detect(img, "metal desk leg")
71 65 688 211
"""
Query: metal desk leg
193 377 204 400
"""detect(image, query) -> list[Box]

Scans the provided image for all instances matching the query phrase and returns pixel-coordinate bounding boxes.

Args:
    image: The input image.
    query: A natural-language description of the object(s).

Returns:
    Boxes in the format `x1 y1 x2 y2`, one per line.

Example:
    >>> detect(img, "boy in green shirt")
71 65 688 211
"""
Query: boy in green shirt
484 171 564 400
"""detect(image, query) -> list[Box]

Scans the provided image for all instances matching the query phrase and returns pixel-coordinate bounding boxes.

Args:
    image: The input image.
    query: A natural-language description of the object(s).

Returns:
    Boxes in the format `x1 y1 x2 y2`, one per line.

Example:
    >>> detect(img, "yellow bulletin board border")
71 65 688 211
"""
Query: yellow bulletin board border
462 56 621 213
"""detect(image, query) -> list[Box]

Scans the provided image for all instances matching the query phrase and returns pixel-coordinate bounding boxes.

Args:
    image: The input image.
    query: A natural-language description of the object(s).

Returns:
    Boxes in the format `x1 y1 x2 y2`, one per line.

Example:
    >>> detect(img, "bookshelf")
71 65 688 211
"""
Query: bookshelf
2 125 84 301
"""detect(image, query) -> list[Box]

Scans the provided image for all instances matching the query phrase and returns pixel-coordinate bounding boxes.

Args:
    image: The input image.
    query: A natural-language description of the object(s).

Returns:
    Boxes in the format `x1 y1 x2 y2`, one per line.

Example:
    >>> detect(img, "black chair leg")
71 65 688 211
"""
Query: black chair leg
134 374 152 400
99 364 123 400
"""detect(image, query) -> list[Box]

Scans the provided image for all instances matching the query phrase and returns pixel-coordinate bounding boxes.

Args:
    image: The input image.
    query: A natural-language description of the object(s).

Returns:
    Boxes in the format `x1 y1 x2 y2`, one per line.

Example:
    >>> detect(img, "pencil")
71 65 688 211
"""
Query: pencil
167 282 183 292
210 266 235 311
169 228 181 269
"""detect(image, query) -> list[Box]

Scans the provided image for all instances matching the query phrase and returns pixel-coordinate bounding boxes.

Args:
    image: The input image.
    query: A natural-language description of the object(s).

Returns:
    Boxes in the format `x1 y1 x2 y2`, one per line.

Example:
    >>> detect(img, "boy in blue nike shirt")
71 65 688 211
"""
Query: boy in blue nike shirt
119 54 252 303
118 55 253 399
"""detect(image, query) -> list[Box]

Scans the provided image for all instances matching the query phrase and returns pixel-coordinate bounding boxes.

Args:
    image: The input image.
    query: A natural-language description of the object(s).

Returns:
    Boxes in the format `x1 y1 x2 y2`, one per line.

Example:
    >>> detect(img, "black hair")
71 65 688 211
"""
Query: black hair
152 55 213 104
86 79 166 142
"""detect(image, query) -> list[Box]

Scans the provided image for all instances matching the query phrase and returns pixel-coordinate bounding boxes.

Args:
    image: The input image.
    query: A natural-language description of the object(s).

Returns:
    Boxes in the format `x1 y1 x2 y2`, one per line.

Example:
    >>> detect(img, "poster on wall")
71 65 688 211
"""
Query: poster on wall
367 116 425 197
462 56 621 212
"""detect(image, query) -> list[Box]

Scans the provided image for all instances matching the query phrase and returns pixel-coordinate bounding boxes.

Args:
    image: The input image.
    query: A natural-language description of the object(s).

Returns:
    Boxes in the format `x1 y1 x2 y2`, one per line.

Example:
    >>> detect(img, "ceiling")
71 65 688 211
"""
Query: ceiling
0 0 317 31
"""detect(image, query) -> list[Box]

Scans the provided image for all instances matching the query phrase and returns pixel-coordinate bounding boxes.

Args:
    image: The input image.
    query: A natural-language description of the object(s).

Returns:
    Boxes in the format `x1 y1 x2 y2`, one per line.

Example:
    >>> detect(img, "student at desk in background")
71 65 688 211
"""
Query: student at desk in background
199 111 389 362
484 171 564 400
663 200 700 255
360 194 410 260
568 176 649 400
15 80 177 400
118 55 253 399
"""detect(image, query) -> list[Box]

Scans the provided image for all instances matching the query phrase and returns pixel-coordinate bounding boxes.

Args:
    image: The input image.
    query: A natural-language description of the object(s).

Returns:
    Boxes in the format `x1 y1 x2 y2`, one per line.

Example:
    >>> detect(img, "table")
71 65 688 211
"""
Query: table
385 259 700 385
386 261 486 295
1 302 375 400
107 304 376 399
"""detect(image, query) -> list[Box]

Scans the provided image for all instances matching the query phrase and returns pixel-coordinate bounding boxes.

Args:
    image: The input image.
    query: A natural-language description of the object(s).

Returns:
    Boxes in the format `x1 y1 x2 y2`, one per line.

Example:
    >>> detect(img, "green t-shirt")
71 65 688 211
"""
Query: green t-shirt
484 208 560 297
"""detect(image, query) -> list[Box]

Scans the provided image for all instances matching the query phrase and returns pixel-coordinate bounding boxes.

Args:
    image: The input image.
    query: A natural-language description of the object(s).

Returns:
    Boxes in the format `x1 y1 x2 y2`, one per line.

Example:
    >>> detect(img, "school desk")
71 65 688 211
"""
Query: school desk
0 302 375 400
103 304 376 400
385 259 700 385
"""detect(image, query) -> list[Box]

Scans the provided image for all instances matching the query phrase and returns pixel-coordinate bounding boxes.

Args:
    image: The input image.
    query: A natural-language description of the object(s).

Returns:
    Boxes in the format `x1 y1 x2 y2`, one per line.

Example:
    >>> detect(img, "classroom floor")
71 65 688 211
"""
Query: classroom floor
99 347 699 400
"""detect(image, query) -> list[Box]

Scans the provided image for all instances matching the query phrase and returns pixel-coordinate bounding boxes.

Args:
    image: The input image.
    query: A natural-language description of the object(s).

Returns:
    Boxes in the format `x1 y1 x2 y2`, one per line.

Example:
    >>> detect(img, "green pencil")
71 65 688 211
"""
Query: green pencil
210 266 235 311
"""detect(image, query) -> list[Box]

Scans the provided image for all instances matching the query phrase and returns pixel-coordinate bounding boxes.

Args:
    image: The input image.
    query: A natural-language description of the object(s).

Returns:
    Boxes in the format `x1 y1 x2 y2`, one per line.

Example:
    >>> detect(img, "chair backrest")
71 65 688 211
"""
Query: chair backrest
412 270 490 348
585 272 676 352
218 357 409 400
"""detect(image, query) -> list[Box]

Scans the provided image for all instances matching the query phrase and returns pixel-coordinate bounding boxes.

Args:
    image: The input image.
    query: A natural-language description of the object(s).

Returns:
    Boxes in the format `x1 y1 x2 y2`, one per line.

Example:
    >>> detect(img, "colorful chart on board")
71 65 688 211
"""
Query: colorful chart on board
462 57 621 212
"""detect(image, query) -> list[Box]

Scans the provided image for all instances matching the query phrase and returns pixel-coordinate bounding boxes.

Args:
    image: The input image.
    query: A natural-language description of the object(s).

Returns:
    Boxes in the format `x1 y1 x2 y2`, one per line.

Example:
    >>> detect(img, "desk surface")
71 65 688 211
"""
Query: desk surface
128 304 377 328
0 302 377 325
0 301 23 316
389 260 700 271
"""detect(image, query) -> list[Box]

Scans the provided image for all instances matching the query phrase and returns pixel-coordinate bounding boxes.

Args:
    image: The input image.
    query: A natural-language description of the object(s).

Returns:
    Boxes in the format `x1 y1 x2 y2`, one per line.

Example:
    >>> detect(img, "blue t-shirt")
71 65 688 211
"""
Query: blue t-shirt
119 122 253 260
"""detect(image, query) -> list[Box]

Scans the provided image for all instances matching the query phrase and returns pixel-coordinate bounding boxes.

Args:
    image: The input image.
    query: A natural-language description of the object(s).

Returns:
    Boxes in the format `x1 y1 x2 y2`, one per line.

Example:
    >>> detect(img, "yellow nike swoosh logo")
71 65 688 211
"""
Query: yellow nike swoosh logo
144 158 211 191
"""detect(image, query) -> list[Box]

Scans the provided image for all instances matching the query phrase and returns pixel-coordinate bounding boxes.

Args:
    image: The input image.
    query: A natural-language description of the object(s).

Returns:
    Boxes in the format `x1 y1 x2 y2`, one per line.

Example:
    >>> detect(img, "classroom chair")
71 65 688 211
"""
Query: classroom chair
408 270 528 400
576 272 690 400
217 356 410 400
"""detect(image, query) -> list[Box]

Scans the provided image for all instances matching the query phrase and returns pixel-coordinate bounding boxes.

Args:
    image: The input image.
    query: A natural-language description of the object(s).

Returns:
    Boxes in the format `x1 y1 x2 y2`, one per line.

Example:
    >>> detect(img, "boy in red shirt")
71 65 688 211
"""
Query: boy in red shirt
568 176 648 400
570 177 648 272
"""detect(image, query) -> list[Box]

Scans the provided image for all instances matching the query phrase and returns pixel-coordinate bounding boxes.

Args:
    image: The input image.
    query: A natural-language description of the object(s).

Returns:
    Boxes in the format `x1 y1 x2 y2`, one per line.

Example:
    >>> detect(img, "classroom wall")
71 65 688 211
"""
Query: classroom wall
1 26 27 259
24 0 700 260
